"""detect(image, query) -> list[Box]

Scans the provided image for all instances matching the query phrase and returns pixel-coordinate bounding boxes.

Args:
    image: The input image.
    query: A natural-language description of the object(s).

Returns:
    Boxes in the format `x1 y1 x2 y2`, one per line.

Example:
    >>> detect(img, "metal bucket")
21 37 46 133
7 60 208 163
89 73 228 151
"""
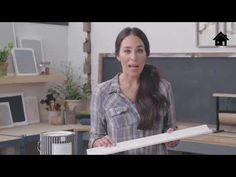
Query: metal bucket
38 131 75 155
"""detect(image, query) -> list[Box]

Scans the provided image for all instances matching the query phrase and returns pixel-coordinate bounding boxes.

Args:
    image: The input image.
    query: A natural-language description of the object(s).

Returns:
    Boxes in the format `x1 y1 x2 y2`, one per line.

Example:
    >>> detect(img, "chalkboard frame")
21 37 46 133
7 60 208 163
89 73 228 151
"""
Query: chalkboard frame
0 93 28 126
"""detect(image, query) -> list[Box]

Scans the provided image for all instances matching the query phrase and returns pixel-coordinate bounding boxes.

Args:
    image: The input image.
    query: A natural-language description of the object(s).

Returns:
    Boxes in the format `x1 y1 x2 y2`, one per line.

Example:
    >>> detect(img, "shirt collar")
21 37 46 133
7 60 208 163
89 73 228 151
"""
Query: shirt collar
108 73 121 94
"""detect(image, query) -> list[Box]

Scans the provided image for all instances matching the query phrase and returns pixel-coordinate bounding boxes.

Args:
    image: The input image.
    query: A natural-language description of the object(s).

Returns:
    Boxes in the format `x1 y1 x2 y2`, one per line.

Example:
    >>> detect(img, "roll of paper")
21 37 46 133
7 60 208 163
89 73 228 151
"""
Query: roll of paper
219 113 236 125
87 124 212 155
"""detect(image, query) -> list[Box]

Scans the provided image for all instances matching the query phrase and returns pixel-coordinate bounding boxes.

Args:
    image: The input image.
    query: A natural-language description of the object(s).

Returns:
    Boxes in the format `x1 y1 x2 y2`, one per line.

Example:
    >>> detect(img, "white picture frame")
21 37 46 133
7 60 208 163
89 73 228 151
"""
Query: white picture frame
0 22 17 75
11 48 39 76
18 37 44 69
0 102 14 129
197 22 219 47
24 96 40 124
224 22 236 47
0 92 28 126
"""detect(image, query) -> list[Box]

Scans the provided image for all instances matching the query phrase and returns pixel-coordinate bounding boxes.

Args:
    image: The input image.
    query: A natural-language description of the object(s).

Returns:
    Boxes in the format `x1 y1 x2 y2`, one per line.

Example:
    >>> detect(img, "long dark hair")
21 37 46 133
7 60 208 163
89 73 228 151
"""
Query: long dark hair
136 64 169 130
115 27 169 130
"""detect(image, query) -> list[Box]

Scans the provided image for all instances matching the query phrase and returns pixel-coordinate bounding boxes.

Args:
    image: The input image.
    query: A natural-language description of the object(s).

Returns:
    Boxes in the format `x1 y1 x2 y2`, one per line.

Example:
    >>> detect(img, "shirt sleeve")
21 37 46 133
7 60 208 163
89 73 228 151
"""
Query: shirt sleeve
163 82 177 132
88 86 107 148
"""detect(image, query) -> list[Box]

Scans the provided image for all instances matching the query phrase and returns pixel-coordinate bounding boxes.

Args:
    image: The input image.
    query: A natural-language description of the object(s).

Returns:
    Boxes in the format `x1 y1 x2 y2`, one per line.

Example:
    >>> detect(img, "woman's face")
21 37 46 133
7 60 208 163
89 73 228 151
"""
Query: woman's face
117 34 147 78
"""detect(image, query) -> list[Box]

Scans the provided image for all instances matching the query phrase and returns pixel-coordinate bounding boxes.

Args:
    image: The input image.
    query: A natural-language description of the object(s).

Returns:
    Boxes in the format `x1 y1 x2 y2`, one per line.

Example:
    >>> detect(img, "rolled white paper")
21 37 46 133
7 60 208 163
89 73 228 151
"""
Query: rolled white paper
87 124 212 155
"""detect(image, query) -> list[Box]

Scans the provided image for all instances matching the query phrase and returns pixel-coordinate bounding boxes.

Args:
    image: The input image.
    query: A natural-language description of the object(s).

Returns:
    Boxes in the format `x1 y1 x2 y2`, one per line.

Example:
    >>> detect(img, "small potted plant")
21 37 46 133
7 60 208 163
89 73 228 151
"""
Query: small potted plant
48 63 91 124
0 42 13 77
50 63 90 109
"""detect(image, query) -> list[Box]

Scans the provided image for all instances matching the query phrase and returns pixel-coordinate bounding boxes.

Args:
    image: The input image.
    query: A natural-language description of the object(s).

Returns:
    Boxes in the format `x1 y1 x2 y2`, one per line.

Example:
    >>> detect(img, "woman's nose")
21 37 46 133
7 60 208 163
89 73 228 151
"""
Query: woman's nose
130 52 137 61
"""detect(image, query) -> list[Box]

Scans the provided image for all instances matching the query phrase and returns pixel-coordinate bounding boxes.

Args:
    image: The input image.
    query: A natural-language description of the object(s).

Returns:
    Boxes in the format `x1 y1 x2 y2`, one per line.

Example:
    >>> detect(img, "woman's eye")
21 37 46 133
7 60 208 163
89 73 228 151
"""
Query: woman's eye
137 49 144 53
124 50 131 54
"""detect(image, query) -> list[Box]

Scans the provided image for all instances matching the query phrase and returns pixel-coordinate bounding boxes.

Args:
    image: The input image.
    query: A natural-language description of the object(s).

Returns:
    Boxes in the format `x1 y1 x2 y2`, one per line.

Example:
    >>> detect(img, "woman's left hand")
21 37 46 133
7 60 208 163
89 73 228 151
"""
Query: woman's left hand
165 128 180 148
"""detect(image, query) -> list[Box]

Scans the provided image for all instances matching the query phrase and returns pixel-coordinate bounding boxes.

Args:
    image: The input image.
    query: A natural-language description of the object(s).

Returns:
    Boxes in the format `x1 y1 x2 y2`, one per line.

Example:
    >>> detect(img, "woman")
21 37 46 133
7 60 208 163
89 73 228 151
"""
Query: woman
89 27 179 154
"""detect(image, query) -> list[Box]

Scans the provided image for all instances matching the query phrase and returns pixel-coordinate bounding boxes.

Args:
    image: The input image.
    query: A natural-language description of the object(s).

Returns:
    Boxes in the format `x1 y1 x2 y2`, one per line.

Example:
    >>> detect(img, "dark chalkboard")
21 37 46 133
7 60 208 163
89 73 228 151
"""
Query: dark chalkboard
0 93 27 125
100 56 236 124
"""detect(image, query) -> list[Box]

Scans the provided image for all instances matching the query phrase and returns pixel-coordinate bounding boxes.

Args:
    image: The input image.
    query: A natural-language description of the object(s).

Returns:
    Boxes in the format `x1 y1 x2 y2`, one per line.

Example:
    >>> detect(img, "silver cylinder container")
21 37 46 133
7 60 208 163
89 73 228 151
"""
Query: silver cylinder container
38 131 75 155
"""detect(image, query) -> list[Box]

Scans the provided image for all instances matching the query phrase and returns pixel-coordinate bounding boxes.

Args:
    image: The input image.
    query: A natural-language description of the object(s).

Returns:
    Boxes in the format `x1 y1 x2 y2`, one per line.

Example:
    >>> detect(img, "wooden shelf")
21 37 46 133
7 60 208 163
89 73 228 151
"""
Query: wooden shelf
0 75 66 85
0 123 90 136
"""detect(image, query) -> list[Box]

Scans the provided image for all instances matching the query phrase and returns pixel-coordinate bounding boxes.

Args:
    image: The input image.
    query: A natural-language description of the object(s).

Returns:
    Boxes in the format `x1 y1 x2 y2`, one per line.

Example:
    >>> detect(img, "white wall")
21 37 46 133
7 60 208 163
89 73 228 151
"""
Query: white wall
67 22 87 86
14 22 68 74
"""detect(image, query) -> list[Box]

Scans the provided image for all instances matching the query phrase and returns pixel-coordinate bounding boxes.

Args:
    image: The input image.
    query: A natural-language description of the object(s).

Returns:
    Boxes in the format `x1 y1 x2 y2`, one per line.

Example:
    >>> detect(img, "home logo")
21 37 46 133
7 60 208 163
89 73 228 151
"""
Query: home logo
213 32 229 46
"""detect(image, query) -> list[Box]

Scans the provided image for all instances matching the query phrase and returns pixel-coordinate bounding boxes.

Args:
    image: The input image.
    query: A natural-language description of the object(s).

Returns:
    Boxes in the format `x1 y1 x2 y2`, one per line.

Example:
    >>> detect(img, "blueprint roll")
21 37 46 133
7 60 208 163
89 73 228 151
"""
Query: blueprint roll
219 113 236 125
38 131 75 155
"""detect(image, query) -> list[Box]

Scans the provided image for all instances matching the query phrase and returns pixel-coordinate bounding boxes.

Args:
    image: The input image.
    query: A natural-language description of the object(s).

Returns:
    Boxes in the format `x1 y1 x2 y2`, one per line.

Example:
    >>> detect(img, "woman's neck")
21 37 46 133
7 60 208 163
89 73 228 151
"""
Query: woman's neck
119 73 139 89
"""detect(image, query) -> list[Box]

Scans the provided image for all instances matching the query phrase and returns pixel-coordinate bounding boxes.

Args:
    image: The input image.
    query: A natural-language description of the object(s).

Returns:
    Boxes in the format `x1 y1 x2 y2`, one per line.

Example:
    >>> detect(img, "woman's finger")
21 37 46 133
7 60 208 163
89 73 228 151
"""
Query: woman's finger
93 135 114 147
167 128 173 133
100 136 113 147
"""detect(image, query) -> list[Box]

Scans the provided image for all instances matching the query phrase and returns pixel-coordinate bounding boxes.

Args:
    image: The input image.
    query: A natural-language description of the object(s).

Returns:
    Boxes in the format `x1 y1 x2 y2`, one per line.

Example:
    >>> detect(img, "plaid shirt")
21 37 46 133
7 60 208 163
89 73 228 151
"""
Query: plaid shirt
89 73 177 155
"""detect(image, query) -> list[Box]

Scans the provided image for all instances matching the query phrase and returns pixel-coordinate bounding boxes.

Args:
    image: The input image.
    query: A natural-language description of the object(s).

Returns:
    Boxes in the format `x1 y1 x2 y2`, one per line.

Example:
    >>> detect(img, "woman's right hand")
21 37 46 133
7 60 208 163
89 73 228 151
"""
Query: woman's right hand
93 135 115 147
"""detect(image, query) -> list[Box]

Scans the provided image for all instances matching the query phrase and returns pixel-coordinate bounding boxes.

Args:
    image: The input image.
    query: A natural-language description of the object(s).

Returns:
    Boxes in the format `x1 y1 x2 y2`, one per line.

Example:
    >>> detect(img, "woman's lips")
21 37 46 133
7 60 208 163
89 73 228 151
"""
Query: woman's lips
128 64 139 71
128 64 139 68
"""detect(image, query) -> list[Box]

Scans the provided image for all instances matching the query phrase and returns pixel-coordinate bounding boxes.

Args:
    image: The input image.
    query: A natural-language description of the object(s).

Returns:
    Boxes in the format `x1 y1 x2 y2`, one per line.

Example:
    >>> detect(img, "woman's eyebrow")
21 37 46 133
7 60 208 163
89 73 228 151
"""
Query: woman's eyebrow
122 45 144 49
122 46 132 49
136 45 145 48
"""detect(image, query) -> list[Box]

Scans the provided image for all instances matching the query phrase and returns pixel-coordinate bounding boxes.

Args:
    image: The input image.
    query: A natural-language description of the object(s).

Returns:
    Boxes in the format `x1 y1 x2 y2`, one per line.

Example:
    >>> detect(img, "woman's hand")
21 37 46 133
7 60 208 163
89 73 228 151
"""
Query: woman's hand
93 135 115 147
165 128 180 148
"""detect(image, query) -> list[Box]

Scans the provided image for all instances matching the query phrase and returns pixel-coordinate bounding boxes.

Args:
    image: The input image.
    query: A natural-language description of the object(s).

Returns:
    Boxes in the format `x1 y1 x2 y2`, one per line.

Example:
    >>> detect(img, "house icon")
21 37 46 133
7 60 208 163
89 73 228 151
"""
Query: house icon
213 32 229 46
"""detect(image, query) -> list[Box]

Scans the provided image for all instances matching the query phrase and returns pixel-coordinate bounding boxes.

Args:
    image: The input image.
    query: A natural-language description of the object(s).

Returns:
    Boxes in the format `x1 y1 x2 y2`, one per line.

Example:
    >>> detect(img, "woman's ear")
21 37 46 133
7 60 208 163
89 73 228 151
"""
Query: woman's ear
116 56 121 62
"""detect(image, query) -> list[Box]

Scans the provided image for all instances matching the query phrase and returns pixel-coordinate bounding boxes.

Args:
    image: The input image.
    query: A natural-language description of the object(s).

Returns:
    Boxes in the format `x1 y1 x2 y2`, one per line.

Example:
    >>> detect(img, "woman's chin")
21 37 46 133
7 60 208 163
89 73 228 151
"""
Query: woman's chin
128 70 141 78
